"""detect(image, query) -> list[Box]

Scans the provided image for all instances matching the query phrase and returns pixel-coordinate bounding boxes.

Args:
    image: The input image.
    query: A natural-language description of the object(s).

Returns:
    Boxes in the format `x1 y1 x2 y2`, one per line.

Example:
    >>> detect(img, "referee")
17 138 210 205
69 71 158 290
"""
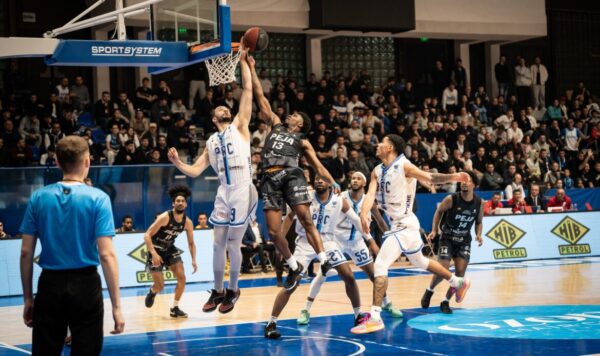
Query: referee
20 136 124 355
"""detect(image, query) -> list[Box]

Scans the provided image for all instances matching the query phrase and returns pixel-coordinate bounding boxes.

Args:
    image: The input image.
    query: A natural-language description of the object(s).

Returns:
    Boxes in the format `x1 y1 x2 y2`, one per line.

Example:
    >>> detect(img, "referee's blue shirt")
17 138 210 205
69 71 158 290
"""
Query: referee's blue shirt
19 182 115 270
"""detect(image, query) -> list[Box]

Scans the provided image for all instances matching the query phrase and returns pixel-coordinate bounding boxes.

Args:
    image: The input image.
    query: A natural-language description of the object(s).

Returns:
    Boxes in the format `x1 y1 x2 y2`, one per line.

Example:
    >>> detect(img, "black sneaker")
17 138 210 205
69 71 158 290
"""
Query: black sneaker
264 321 281 339
440 301 453 314
170 306 188 318
218 289 241 314
284 263 304 291
145 288 157 308
203 289 226 312
421 289 434 309
320 260 333 276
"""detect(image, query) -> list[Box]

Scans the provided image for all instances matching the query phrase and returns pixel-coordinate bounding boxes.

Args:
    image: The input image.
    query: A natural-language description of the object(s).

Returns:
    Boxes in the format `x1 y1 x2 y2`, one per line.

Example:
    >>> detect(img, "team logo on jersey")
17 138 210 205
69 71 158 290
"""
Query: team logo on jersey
551 216 591 256
128 243 182 283
485 219 527 259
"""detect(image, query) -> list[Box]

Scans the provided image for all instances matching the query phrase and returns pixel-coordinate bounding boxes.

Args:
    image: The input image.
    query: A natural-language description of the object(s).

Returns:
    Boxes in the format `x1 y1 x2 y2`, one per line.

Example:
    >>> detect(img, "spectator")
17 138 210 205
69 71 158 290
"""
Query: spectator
195 212 210 229
135 77 156 112
115 140 145 165
348 149 370 177
505 173 525 200
507 120 524 143
530 57 549 110
329 147 350 186
167 116 189 151
171 98 188 121
156 80 173 104
494 55 510 98
114 92 135 120
251 122 268 149
70 75 90 111
481 163 504 191
155 135 169 162
544 161 562 186
450 58 467 93
151 98 172 132
0 221 11 239
271 91 290 117
116 215 135 233
55 77 70 102
346 94 366 114
93 91 114 130
142 122 159 148
61 110 78 136
19 113 42 148
40 145 57 166
0 138 10 165
107 108 129 131
219 90 239 116
147 148 162 164
507 190 529 214
331 135 348 159
131 109 150 137
484 192 504 215
525 183 547 212
136 137 152 162
104 124 121 166
10 138 34 166
348 119 364 144
547 188 572 210
561 118 582 161
2 119 21 148
241 221 268 273
515 58 532 109
442 83 459 113
563 168 575 189
258 68 272 98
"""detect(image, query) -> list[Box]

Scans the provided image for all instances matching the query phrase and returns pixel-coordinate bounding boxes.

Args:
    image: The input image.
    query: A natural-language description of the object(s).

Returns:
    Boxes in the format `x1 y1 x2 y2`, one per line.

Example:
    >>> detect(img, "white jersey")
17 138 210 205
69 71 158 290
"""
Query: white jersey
295 191 345 243
335 190 365 242
206 125 252 186
374 155 418 230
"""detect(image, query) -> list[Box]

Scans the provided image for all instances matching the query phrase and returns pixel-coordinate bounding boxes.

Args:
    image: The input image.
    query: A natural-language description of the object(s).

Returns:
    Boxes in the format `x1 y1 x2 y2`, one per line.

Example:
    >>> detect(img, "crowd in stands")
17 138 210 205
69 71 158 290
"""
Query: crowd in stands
1 56 599 201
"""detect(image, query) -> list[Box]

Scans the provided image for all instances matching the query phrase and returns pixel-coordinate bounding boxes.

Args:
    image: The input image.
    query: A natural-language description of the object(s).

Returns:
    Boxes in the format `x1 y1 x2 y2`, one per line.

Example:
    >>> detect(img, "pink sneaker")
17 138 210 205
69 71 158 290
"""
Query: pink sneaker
350 313 385 334
455 277 471 303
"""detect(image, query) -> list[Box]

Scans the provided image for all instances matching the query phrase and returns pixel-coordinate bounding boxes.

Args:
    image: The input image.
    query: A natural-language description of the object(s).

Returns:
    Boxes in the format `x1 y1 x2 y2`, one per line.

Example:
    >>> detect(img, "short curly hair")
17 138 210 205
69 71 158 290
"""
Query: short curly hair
168 185 191 202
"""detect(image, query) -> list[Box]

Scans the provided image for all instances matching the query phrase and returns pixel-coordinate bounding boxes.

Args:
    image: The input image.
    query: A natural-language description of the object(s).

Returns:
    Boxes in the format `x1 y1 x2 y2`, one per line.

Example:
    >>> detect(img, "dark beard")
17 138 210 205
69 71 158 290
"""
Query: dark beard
174 208 185 214
351 187 361 193
218 116 232 124
316 187 329 195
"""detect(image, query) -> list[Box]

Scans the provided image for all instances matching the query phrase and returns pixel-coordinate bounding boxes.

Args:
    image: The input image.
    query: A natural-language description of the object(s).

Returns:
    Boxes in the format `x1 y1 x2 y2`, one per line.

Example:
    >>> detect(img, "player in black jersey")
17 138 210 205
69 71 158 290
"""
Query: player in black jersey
143 186 197 318
421 171 484 314
249 57 340 339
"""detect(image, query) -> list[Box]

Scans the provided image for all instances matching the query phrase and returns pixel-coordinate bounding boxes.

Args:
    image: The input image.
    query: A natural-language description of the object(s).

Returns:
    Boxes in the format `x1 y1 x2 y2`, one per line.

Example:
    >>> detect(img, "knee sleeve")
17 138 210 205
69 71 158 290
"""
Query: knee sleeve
407 251 430 270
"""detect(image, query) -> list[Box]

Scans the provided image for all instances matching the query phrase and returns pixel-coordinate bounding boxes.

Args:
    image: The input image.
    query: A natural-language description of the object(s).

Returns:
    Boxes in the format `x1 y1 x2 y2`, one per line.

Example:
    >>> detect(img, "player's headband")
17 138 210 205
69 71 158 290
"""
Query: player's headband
353 172 367 181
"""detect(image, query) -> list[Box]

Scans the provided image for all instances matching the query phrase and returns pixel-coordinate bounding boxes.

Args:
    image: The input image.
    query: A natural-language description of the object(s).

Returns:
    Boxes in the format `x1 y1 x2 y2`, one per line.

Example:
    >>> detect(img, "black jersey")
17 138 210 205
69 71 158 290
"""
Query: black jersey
151 211 187 250
262 123 304 169
440 193 482 240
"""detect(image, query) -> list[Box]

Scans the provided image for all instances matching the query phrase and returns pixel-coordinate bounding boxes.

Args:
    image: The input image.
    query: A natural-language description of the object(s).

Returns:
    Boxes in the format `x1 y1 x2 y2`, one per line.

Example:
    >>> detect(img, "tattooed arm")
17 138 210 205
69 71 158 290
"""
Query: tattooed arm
404 161 470 185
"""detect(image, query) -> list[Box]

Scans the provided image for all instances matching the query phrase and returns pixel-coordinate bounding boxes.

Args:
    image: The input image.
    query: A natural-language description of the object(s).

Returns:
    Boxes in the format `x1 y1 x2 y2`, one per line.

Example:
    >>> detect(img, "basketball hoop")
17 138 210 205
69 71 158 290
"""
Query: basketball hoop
191 42 241 86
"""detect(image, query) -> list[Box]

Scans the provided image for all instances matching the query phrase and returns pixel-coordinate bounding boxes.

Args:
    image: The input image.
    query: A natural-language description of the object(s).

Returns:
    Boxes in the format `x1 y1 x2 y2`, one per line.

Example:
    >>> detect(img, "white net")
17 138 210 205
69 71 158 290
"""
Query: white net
205 50 242 86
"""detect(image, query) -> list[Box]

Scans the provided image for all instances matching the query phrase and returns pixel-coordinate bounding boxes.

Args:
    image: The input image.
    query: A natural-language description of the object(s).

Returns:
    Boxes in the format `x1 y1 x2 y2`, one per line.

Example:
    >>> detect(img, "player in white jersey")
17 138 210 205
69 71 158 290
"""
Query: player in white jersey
296 172 403 325
266 175 370 339
168 47 257 314
351 134 472 334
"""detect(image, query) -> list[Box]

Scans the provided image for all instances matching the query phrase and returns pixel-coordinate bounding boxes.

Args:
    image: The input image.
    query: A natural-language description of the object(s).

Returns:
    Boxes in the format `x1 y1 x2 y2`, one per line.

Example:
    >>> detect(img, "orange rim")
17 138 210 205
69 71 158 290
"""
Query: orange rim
190 41 240 55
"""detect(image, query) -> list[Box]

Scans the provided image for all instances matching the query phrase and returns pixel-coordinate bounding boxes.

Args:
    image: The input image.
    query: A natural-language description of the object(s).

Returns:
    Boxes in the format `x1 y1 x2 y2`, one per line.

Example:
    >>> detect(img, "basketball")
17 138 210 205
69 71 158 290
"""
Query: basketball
242 27 269 53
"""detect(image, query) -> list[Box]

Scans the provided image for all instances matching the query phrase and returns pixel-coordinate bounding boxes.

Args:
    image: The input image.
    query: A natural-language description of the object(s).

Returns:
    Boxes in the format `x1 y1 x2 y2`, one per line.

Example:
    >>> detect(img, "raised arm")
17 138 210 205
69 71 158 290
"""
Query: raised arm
404 160 469 186
233 49 252 138
302 139 338 191
248 56 280 127
427 195 452 241
360 170 379 234
168 147 210 178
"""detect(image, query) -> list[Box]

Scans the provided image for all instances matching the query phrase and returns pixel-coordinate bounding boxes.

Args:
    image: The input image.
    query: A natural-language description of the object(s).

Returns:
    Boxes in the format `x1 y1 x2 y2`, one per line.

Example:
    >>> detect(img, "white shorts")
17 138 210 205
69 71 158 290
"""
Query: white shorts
293 238 348 274
209 183 258 227
339 238 373 267
374 223 424 277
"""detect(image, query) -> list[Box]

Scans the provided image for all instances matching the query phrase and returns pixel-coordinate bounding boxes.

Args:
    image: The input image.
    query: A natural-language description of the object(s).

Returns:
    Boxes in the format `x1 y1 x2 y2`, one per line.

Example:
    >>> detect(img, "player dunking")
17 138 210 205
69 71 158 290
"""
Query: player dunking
421 170 484 314
351 134 472 334
249 59 337 288
143 186 197 318
297 172 403 325
267 175 370 338
169 48 257 313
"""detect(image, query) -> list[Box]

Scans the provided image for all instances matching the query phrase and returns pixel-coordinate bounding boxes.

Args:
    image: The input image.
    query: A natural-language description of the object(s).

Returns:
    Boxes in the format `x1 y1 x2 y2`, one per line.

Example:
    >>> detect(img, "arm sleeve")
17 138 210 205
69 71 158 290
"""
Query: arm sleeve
345 207 372 241
95 194 116 238
19 195 38 236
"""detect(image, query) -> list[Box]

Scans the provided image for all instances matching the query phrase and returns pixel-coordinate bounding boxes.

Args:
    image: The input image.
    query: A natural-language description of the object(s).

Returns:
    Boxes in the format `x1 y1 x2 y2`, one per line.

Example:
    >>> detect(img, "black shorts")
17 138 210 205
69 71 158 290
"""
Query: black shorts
438 236 471 262
146 245 183 272
260 167 311 211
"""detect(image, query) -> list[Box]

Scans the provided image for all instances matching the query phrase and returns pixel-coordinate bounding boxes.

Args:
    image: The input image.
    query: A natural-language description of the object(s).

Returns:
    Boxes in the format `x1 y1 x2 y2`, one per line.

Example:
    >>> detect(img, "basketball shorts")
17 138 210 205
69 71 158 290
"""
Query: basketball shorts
260 167 311 211
146 245 183 272
438 236 471 262
293 238 348 274
210 183 258 227
340 238 373 267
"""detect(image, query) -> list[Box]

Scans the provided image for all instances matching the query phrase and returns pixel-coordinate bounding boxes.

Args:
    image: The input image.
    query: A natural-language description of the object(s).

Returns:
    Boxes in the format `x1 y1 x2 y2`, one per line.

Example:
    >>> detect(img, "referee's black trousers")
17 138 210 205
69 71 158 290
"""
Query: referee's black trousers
33 266 104 356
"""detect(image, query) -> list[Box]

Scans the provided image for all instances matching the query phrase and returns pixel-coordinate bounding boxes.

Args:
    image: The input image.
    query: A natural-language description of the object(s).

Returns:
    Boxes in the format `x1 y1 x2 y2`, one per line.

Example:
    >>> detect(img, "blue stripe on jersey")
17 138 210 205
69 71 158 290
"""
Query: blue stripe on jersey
217 131 231 185
379 154 404 208
315 190 333 233
348 195 360 241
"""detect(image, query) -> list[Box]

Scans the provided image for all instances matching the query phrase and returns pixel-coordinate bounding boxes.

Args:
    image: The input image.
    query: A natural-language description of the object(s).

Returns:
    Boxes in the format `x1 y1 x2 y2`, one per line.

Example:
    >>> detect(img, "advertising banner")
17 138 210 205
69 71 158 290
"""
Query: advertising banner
0 230 214 297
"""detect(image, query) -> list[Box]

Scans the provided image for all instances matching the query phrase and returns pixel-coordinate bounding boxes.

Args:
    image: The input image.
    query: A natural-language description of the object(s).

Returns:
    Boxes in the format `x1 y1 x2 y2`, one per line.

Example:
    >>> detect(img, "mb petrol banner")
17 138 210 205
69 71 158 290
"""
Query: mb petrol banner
0 230 214 297
471 211 599 264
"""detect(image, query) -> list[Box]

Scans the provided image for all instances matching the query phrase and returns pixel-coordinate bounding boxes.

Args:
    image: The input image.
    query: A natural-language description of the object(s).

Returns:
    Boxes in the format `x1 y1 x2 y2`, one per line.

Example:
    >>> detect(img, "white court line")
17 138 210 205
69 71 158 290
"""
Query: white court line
157 353 173 356
152 335 366 356
0 342 31 355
